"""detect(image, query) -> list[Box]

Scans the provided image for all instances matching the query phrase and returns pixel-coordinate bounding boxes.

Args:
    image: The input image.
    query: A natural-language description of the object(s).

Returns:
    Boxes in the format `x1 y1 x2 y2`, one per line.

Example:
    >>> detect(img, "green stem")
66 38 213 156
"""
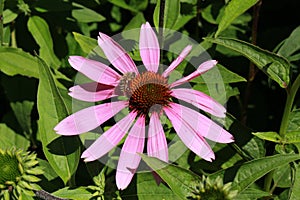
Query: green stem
0 0 4 46
279 73 300 137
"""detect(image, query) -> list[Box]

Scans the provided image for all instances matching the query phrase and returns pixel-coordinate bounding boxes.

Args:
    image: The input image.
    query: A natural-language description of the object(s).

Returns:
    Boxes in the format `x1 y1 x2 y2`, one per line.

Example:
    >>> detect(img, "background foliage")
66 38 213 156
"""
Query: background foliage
1 0 300 199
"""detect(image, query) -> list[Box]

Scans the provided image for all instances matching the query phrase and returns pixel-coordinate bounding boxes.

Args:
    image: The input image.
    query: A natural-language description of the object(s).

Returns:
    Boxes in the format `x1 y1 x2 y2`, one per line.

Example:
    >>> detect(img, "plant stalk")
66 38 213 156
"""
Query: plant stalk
279 73 300 137
0 0 4 46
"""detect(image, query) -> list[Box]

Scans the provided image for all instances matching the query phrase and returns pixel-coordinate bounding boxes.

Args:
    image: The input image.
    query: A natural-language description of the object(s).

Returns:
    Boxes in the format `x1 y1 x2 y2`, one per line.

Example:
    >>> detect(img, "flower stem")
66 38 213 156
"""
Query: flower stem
279 73 300 137
0 0 4 46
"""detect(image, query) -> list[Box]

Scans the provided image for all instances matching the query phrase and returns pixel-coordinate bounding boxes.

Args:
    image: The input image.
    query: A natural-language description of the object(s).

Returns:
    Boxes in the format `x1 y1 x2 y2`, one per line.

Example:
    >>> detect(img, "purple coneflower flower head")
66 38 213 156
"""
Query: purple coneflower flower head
54 22 234 190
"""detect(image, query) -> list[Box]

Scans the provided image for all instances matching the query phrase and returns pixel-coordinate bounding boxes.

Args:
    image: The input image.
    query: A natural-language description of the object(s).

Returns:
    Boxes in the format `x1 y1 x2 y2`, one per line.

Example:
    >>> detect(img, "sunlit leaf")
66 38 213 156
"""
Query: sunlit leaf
72 3 106 23
73 32 104 57
52 187 93 200
0 123 30 150
3 9 18 24
28 16 61 69
277 26 300 61
290 164 300 199
153 0 180 33
215 0 259 37
234 188 271 200
0 47 39 78
204 37 290 88
252 132 282 143
37 57 80 185
140 154 201 199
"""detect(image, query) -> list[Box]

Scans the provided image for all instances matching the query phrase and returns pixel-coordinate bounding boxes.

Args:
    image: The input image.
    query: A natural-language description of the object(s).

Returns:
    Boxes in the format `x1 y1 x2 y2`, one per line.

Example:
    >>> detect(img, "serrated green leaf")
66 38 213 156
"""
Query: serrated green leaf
234 188 271 200
0 123 30 150
252 132 282 143
204 37 290 88
153 0 180 33
72 3 106 23
140 154 201 199
209 154 300 193
28 16 61 69
0 47 39 78
37 57 80 185
52 187 93 200
215 0 259 37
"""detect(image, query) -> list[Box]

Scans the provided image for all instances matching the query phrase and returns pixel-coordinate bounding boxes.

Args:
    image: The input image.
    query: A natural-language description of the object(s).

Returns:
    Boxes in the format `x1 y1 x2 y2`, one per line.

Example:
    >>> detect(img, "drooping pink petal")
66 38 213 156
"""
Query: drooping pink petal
54 101 128 135
98 33 138 74
139 22 160 73
170 60 217 88
171 88 226 118
166 102 233 144
81 112 137 161
69 83 116 102
163 103 215 161
116 116 146 190
162 45 192 77
68 56 121 86
147 112 168 162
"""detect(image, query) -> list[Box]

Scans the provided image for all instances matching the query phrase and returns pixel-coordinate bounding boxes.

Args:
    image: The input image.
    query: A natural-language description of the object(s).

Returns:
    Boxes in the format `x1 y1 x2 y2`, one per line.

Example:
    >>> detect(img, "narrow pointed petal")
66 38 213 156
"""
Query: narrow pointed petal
69 83 116 102
54 101 127 135
98 33 138 74
170 60 217 88
163 103 215 161
165 102 233 144
81 112 137 161
162 45 192 77
147 112 168 162
171 88 226 118
69 56 121 86
139 22 160 73
116 116 146 190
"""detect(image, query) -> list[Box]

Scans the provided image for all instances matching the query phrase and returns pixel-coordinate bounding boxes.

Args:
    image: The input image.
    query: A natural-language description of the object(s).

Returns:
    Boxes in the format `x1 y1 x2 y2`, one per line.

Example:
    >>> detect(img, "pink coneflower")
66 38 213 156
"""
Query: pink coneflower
54 22 234 190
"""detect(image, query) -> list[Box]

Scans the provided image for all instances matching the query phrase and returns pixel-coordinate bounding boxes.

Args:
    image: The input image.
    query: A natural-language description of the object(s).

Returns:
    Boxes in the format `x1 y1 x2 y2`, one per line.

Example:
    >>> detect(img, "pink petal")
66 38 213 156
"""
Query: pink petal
139 22 160 73
116 116 146 190
147 112 168 162
171 88 226 118
166 102 233 144
54 101 127 135
69 56 121 86
163 103 215 161
162 45 192 77
98 33 138 74
69 83 116 102
170 60 217 88
81 112 137 161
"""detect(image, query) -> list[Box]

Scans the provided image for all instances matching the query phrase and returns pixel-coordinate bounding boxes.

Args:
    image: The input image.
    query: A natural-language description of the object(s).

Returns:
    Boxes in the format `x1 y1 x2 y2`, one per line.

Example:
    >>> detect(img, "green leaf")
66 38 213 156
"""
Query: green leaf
215 0 259 37
108 0 148 12
136 173 181 200
234 188 271 200
140 154 201 199
37 57 80 185
52 187 93 200
290 164 300 199
204 37 290 88
192 64 246 84
72 3 106 23
10 101 34 137
27 16 61 69
153 0 180 32
227 154 300 192
277 26 300 60
273 165 292 188
288 109 300 133
3 9 18 24
252 132 282 143
73 32 104 57
0 123 30 150
0 47 39 78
